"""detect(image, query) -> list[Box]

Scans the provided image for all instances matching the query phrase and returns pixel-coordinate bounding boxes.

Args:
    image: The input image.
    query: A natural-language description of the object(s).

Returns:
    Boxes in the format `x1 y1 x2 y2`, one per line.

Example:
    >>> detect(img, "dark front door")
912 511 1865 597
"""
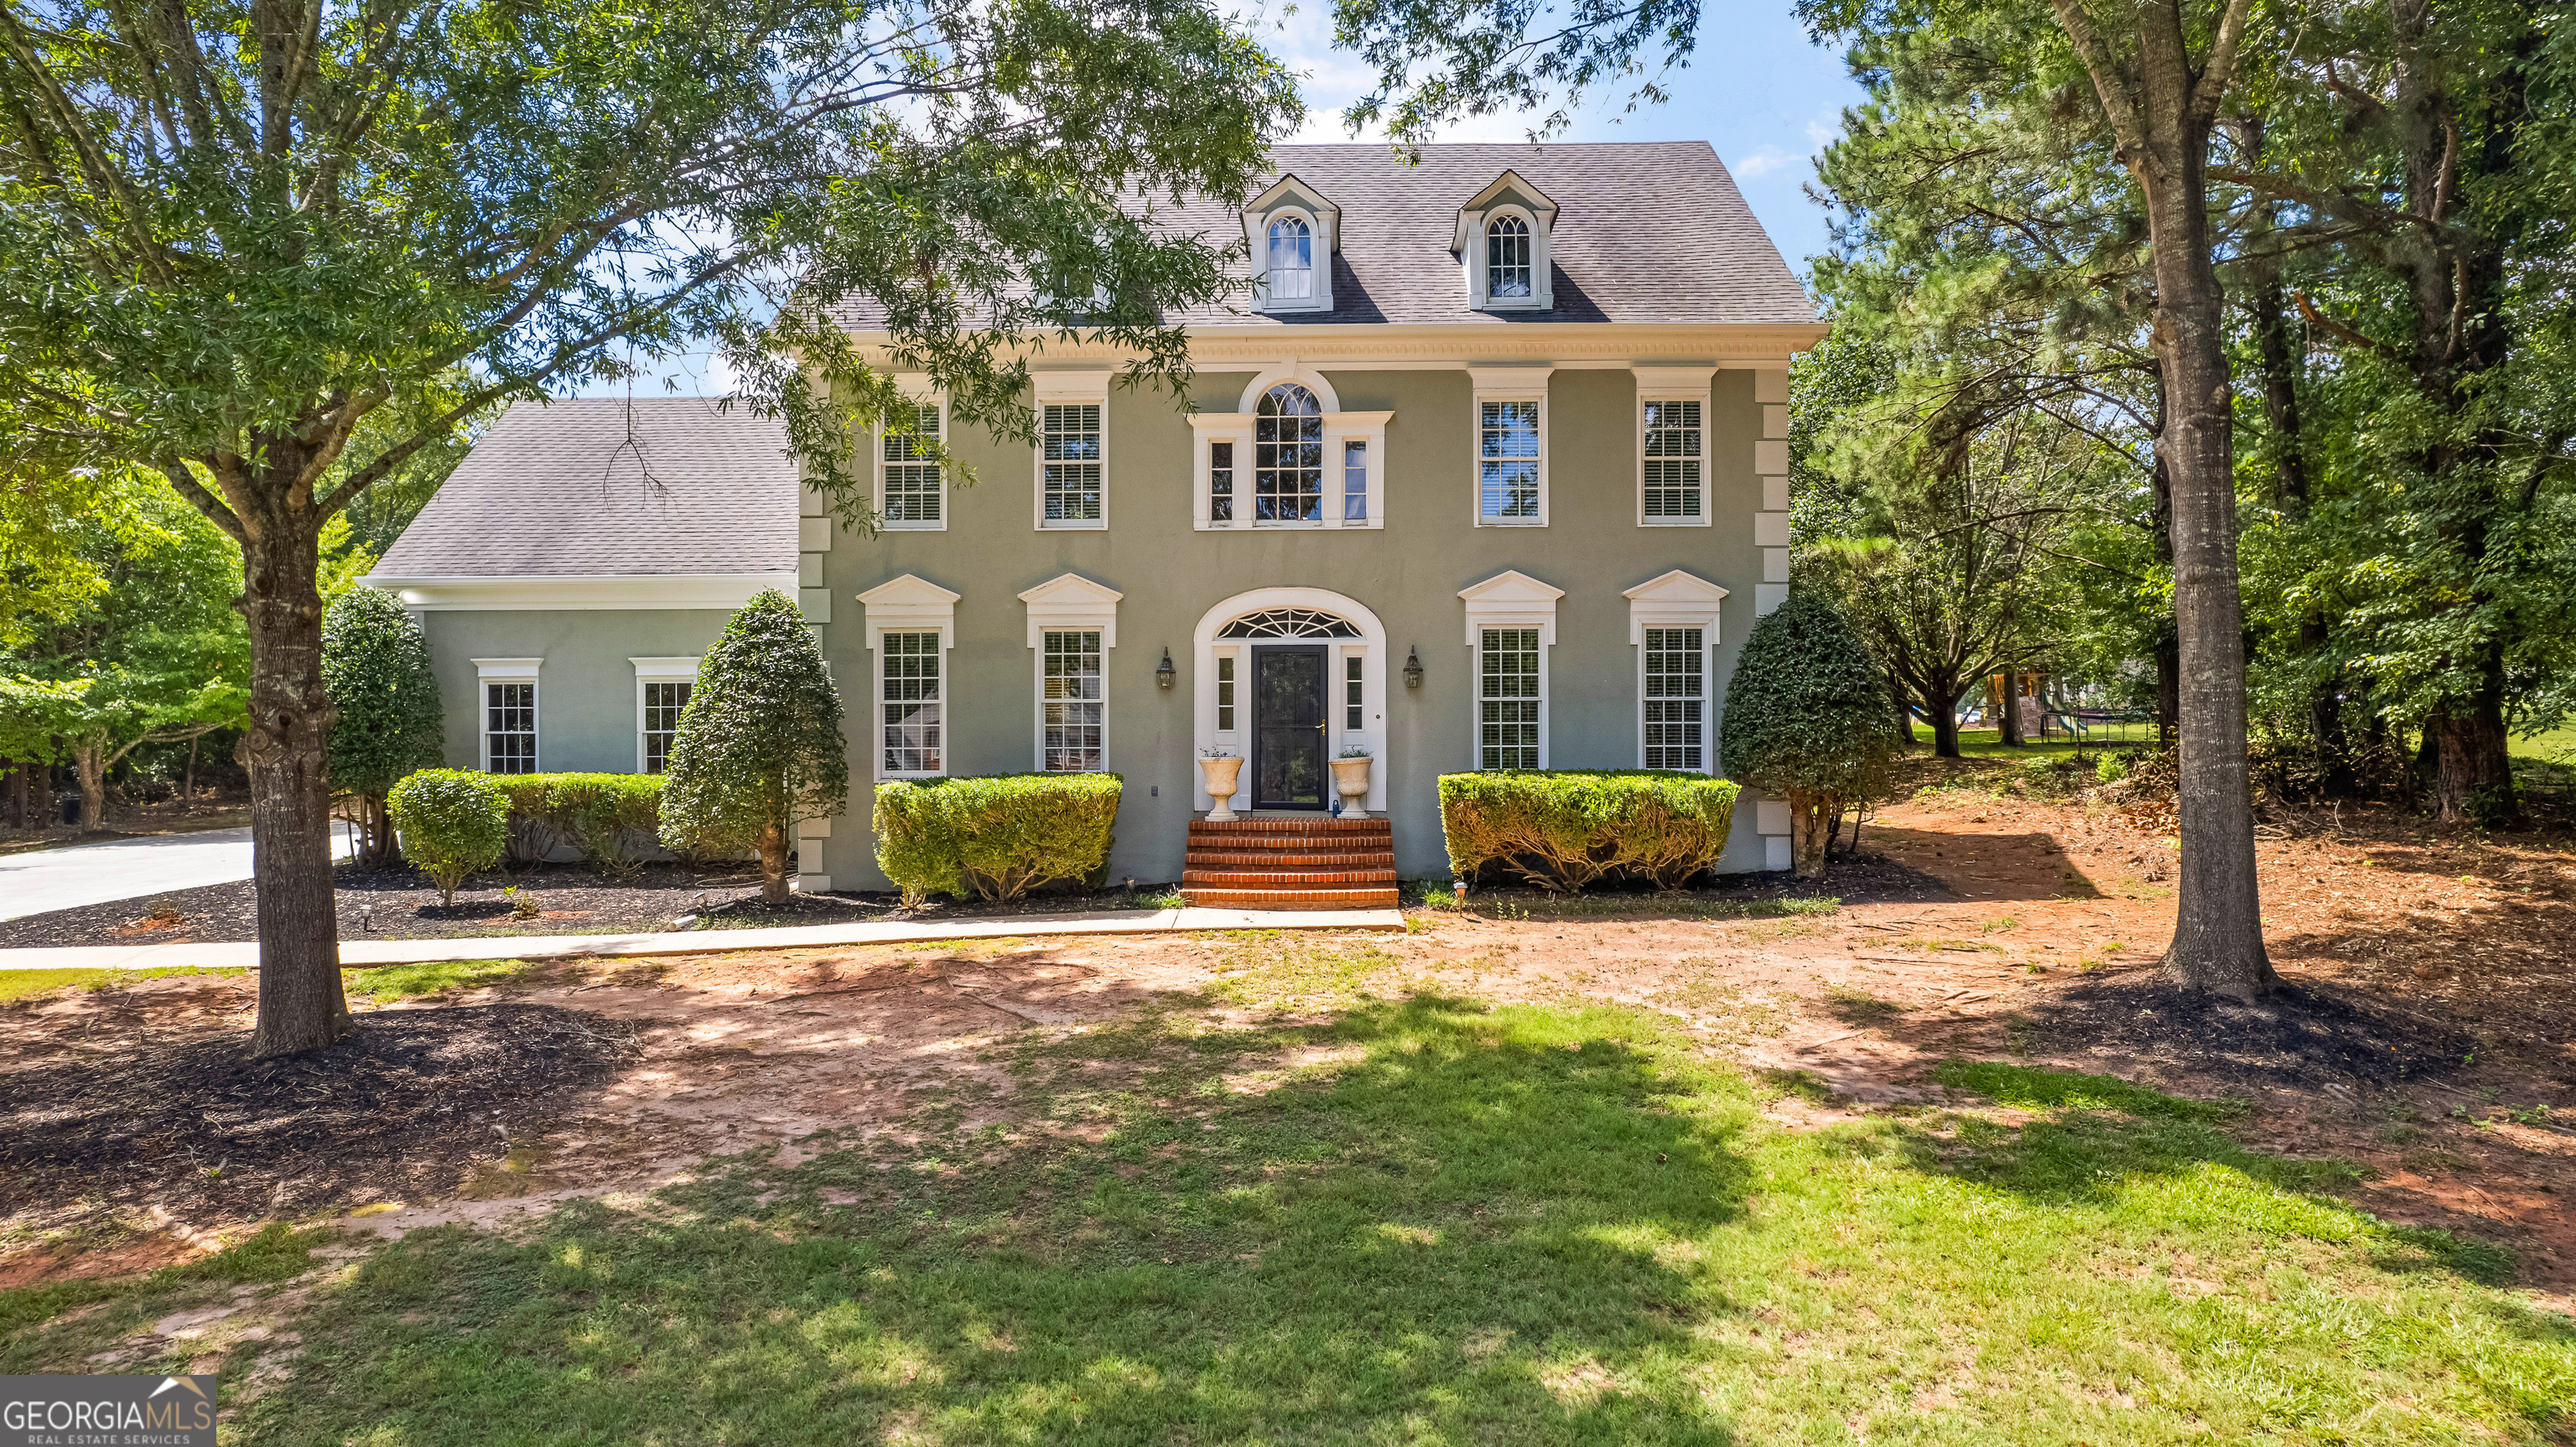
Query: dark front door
1252 645 1328 810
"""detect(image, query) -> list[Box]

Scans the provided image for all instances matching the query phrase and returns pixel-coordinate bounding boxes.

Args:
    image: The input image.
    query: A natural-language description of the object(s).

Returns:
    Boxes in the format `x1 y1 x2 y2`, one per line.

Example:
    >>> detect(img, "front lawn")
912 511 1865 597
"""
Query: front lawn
21 991 2566 1444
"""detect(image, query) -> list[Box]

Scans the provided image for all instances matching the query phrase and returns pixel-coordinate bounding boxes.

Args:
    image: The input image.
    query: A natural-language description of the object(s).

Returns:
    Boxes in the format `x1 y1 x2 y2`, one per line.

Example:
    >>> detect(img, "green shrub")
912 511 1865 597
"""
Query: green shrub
2096 752 2130 783
1718 594 1903 879
387 769 510 904
1437 770 1741 892
319 586 444 867
480 774 663 874
658 591 848 902
875 773 1124 902
490 775 570 864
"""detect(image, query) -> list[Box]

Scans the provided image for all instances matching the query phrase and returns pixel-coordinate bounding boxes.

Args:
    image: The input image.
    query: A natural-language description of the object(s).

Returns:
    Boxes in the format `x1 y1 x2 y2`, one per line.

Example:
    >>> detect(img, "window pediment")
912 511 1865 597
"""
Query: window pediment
1456 173 1557 313
1245 174 1339 313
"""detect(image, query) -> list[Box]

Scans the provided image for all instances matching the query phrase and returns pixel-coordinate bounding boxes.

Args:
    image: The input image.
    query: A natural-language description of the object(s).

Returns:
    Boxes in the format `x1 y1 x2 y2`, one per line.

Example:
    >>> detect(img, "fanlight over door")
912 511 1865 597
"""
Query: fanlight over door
1219 608 1358 640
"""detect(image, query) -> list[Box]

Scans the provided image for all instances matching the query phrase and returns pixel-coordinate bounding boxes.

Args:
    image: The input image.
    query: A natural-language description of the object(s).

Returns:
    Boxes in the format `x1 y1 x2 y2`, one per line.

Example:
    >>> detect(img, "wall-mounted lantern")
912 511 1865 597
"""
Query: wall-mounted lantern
1156 646 1176 690
1402 646 1425 689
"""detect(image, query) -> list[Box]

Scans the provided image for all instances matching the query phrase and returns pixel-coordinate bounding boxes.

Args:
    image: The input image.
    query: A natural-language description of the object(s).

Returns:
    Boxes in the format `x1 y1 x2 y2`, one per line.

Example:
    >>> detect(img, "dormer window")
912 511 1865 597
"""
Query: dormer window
1266 217 1315 301
1488 215 1532 298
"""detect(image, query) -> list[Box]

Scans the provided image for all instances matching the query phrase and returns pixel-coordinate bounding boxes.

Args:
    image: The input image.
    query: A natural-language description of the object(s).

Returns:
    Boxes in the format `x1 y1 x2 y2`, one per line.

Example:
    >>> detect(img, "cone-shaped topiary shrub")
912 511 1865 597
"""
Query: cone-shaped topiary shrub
387 769 509 905
657 590 847 901
875 773 1124 903
1718 593 1902 878
1437 770 1740 891
321 586 444 867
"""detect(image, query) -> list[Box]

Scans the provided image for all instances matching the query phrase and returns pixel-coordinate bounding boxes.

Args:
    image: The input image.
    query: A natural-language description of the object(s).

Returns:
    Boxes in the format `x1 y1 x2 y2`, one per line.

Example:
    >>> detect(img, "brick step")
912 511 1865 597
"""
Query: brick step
1184 867 1399 888
1179 839 1390 859
1190 817 1390 834
1182 886 1401 910
1189 827 1390 845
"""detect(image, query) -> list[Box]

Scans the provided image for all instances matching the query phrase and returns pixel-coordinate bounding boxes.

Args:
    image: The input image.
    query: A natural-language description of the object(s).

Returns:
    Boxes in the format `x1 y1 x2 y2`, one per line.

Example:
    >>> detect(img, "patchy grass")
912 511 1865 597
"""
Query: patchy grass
0 1222 319 1340
341 957 538 1003
1204 936 1405 1014
0 965 246 1003
1938 1060 2248 1124
11 1001 2562 1444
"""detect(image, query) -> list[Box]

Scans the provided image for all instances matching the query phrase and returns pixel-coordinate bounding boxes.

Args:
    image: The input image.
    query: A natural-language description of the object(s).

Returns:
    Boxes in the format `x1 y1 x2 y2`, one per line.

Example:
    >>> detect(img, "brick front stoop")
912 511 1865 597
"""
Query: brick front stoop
1182 816 1400 910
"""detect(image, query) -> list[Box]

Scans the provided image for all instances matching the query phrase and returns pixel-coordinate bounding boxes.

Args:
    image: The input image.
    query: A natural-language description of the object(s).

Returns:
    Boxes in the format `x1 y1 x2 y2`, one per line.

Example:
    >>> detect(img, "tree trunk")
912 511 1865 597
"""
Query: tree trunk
1997 668 2025 746
185 734 198 801
1891 677 1916 749
1929 704 1962 759
2432 649 2518 827
2153 630 2179 750
71 743 106 832
2119 30 2277 998
238 517 351 1058
1788 790 1835 880
760 819 791 902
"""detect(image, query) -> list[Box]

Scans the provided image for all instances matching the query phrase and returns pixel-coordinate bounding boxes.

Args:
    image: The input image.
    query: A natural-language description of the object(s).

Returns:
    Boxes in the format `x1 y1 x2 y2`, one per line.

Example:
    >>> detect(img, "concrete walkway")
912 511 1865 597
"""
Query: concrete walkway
0 823 354 922
0 906 1408 971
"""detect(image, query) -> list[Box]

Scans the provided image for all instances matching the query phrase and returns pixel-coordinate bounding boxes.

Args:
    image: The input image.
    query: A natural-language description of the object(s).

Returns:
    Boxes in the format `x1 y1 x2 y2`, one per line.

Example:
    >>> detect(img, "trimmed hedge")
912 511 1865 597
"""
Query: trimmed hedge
1438 770 1742 892
485 773 667 876
387 770 510 904
875 773 1124 902
1718 594 1902 878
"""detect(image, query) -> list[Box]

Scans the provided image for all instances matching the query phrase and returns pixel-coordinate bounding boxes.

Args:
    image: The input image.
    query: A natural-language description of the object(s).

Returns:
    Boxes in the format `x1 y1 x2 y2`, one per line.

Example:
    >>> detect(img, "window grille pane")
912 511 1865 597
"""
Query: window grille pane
1642 399 1702 519
1343 440 1368 521
1267 219 1313 298
1254 384 1322 521
1208 441 1233 523
883 403 942 523
1042 403 1103 522
1216 656 1235 731
1642 627 1705 770
1487 215 1532 298
1345 655 1364 731
1042 630 1104 772
1479 401 1541 520
642 681 689 774
486 682 536 774
880 632 943 775
1478 628 1541 770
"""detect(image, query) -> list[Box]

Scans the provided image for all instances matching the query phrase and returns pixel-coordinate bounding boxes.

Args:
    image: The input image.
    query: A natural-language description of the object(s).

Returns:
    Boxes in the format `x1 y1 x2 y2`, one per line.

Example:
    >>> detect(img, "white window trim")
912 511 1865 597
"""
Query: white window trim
631 656 699 774
1458 571 1562 770
1032 371 1111 532
1244 176 1340 314
472 657 543 774
1470 366 1553 527
1467 204 1550 311
1192 368 1389 531
876 386 948 532
1020 573 1120 772
1634 367 1715 528
855 574 962 782
1624 569 1729 774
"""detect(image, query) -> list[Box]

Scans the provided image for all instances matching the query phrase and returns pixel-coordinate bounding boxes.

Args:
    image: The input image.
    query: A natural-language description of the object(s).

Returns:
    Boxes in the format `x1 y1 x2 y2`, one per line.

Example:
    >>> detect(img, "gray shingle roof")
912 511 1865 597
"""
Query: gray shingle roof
372 397 797 578
828 141 1813 329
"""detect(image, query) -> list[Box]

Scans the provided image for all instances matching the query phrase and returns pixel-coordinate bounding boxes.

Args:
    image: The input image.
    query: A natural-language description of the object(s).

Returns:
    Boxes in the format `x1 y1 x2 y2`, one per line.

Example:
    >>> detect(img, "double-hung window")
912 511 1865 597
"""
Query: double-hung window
1041 630 1104 771
486 682 536 773
1642 628 1706 770
1477 397 1545 524
1478 628 1542 770
641 682 689 772
881 402 943 528
1641 398 1705 522
1487 215 1533 298
1041 402 1104 527
880 632 943 775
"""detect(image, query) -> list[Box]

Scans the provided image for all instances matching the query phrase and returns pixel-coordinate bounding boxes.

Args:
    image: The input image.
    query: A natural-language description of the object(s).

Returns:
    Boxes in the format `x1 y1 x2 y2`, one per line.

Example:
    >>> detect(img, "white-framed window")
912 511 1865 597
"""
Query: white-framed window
1487 215 1533 298
1641 397 1706 524
473 658 542 773
879 400 944 530
1255 382 1324 523
1208 439 1236 523
1041 630 1104 771
1040 402 1103 526
1194 371 1385 531
1642 627 1706 770
631 657 699 773
1478 628 1542 770
1478 400 1543 523
1265 215 1315 302
1344 653 1365 731
1216 654 1238 730
880 630 944 776
1342 440 1369 521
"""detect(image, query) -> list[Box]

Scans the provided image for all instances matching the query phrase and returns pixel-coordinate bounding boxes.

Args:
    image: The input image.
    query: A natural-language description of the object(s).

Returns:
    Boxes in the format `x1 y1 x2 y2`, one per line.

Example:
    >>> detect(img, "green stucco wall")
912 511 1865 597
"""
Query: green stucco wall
419 609 738 774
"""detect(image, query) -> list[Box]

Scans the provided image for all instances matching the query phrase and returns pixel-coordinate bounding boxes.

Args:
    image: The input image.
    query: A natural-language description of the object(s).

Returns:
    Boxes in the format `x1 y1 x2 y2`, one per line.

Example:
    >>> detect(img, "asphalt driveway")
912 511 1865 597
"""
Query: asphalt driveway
0 825 354 922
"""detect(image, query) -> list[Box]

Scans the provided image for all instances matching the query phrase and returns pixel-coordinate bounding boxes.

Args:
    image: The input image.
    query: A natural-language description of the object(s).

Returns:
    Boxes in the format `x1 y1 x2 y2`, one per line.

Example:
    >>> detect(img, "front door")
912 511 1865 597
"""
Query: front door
1251 645 1328 810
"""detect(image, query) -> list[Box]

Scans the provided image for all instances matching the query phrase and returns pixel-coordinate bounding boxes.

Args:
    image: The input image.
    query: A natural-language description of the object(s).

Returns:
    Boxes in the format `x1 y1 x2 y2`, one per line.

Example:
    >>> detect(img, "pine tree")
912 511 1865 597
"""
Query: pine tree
657 591 848 903
320 586 444 868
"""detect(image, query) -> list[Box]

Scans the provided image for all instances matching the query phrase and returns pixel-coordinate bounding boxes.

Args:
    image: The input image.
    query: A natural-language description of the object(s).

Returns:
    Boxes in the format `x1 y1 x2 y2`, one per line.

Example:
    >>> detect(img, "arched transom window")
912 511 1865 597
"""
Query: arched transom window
1219 607 1359 639
1487 214 1532 298
1266 216 1315 300
1254 383 1323 522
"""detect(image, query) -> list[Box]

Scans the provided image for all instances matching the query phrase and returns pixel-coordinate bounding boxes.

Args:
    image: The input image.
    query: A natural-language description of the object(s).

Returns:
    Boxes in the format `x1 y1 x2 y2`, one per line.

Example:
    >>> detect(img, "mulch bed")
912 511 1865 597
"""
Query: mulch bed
0 1004 645 1224
2018 972 2479 1089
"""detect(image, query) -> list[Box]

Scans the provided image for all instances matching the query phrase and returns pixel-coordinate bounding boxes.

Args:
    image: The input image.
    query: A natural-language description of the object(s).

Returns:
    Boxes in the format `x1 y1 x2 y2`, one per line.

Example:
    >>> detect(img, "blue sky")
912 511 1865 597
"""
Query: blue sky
589 3 1862 397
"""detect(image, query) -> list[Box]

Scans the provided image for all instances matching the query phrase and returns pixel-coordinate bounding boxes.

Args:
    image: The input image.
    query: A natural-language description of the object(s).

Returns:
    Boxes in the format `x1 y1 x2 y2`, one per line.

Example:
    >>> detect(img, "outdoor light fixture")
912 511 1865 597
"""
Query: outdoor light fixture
1156 647 1176 689
1403 646 1425 689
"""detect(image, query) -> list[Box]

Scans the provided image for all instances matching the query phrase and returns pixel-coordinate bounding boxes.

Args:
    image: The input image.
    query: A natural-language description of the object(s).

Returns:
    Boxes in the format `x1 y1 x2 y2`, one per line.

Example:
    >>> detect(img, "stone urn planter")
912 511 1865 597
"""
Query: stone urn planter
1329 755 1373 820
1199 755 1244 821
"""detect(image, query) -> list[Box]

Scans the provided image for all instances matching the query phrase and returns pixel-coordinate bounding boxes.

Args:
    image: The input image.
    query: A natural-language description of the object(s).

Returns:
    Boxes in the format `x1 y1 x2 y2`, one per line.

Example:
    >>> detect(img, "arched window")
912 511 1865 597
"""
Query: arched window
1254 383 1322 522
1266 216 1314 300
1487 214 1532 298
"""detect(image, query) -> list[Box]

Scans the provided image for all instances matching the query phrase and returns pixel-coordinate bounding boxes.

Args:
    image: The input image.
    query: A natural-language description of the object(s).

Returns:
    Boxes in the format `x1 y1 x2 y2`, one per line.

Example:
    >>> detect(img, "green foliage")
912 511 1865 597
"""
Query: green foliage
657 592 847 894
874 773 1124 902
1935 1061 2247 1123
547 775 666 879
387 770 511 905
1436 770 1741 891
1719 594 1903 801
345 958 538 1002
2096 752 2131 783
320 586 444 797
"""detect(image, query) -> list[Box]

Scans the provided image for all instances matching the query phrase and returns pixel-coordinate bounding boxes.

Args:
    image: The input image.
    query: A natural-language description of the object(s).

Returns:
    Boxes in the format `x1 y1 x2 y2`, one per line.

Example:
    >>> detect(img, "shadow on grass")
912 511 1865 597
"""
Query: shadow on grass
247 998 1756 1446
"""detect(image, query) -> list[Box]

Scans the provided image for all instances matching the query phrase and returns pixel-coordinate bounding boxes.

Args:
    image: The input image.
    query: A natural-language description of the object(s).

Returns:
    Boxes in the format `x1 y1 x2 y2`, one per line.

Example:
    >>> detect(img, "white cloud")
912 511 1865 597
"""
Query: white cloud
1731 146 1801 179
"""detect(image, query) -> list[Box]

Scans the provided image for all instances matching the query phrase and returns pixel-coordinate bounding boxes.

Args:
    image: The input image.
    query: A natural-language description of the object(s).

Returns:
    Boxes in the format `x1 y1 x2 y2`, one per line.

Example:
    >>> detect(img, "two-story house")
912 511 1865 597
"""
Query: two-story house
369 141 1826 903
